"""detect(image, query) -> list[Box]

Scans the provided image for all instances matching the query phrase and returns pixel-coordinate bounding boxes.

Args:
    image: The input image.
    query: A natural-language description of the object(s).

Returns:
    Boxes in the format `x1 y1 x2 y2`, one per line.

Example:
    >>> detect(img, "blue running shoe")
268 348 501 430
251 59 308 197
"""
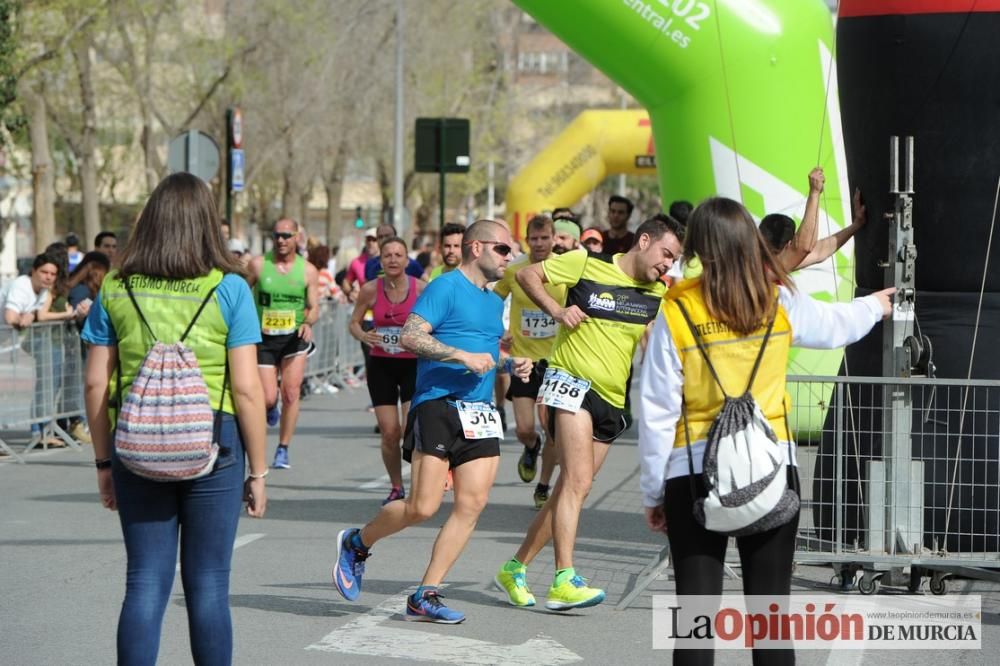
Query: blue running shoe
272 446 290 469
405 589 465 624
266 404 281 427
333 528 368 601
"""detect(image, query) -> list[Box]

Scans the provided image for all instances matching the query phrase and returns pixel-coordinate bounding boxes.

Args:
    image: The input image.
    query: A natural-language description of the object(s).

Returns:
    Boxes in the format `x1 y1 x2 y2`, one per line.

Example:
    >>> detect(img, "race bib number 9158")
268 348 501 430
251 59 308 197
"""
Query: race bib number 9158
537 368 591 413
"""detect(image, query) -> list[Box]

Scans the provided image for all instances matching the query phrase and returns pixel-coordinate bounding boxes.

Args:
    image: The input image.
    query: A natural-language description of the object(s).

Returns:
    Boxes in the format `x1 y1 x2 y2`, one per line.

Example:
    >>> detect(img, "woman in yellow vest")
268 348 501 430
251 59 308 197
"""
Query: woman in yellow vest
638 197 893 666
82 173 269 665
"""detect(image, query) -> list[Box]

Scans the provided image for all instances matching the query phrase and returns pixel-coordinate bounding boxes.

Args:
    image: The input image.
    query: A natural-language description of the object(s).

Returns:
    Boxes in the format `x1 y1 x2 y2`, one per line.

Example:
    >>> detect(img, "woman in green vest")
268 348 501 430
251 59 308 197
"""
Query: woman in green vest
82 173 269 665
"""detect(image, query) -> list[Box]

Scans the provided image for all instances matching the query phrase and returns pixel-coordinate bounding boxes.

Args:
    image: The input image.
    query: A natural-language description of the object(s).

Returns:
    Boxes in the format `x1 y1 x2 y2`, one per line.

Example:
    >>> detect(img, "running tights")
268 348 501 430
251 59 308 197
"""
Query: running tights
663 469 800 666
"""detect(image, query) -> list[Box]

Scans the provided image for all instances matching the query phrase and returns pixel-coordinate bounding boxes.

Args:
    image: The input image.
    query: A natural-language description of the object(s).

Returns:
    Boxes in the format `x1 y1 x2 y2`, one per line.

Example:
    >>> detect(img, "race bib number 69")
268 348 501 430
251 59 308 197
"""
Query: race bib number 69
537 368 591 413
376 326 403 354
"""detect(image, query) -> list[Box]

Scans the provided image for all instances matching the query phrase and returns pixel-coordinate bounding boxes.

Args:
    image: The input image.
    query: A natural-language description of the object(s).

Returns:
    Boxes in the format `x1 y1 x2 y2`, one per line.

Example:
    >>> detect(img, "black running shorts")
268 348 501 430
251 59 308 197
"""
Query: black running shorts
506 358 548 401
403 397 501 468
365 355 417 407
547 387 630 443
257 333 311 366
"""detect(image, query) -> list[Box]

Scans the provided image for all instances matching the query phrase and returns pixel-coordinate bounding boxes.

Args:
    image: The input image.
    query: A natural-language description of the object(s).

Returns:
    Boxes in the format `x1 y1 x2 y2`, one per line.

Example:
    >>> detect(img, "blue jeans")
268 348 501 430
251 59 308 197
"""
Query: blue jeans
112 413 245 666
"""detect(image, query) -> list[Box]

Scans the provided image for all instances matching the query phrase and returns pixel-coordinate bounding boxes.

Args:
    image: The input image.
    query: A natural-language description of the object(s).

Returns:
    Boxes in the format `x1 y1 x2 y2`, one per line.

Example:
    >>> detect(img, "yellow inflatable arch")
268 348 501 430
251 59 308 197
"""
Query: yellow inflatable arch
505 110 655 238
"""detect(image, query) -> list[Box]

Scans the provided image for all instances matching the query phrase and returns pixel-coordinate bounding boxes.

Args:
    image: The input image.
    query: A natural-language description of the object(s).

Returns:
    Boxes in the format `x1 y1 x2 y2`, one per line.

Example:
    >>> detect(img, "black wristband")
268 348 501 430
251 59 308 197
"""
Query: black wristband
95 459 112 470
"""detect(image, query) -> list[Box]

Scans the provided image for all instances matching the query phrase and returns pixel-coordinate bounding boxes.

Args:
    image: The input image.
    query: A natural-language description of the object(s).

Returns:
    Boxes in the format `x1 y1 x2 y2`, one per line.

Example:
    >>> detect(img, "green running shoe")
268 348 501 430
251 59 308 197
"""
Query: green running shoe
494 564 536 607
533 484 549 510
517 434 542 483
545 574 605 611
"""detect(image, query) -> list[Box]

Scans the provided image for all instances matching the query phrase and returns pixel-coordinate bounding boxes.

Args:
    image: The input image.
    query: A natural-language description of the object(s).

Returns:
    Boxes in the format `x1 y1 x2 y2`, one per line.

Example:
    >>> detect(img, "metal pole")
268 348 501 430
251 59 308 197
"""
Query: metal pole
882 136 922 553
439 169 446 229
187 129 199 178
393 0 405 233
225 108 233 225
439 120 446 228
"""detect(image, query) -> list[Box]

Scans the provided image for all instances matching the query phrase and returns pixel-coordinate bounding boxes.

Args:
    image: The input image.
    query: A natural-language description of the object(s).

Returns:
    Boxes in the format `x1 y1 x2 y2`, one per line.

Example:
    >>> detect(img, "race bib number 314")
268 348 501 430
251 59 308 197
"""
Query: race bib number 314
456 401 503 440
537 368 591 413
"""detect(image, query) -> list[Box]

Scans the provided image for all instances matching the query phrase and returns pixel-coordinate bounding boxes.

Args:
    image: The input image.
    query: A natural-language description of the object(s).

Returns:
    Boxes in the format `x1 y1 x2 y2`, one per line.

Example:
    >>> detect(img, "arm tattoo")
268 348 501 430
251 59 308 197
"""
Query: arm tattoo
401 313 464 363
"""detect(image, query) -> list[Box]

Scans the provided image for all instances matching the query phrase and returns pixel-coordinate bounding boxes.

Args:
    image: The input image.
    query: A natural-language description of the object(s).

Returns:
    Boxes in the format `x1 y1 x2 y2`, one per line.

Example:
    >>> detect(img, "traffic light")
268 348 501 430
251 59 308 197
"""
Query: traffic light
354 206 364 229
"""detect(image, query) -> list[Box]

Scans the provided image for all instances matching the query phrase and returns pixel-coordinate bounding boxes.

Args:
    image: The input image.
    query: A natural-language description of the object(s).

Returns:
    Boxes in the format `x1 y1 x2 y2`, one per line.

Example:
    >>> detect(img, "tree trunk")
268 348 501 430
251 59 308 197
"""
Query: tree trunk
281 172 302 222
140 18 161 191
139 106 159 192
280 133 302 222
73 39 100 250
27 90 56 253
375 157 391 214
323 141 348 247
299 185 312 234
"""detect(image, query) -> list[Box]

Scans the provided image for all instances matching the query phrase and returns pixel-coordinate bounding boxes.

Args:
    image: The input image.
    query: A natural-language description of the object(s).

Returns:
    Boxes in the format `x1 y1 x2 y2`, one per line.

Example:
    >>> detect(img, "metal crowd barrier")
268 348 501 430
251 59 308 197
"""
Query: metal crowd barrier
303 301 364 383
0 321 87 461
1 302 365 463
619 373 1000 608
789 374 1000 594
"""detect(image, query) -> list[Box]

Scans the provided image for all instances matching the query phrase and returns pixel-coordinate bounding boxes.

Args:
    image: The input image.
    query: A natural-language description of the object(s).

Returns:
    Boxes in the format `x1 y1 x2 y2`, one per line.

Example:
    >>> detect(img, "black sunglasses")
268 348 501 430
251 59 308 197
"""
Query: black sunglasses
273 232 295 240
466 240 512 257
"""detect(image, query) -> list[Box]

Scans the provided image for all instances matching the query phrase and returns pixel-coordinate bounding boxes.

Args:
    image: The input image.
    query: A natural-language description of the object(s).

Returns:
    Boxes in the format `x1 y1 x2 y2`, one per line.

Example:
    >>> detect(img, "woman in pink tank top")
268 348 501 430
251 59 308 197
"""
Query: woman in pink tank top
349 237 426 504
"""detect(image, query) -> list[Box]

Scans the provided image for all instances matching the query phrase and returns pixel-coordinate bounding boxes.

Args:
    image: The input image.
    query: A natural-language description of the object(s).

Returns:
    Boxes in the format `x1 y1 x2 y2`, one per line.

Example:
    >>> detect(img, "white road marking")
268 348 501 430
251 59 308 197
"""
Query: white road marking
359 466 411 490
233 533 266 549
825 647 865 666
307 593 582 665
175 533 264 572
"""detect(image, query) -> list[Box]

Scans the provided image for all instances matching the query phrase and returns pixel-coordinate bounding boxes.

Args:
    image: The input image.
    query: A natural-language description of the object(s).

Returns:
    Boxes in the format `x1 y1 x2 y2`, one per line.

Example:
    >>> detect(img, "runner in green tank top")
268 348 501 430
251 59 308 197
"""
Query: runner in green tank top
247 218 319 470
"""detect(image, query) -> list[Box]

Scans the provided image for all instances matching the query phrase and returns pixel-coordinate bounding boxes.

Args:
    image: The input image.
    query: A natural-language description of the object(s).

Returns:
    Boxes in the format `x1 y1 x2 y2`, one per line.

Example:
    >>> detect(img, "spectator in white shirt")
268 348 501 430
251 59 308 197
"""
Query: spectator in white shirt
2 254 62 329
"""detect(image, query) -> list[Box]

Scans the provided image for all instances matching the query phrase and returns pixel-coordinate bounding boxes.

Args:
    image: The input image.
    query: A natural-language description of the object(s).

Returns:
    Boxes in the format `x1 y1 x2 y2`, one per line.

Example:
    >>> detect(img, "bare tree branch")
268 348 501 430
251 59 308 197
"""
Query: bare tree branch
16 8 103 80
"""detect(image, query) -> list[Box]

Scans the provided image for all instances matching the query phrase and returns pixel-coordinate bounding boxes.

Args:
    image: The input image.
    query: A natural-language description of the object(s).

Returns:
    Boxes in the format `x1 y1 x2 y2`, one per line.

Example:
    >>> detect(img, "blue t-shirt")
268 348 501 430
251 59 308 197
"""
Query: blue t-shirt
410 269 504 408
81 273 261 349
365 256 425 282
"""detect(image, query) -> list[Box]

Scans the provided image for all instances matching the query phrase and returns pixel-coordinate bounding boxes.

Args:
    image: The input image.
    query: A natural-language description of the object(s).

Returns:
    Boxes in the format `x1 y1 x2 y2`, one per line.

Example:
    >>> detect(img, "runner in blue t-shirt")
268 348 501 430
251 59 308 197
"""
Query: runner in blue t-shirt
332 220 533 624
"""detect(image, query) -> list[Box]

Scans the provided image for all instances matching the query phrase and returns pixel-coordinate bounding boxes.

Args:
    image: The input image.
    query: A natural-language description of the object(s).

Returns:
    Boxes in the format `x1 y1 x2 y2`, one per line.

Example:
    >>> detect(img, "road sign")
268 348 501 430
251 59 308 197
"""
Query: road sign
167 130 220 183
414 117 470 228
231 108 243 148
414 118 470 173
230 149 245 193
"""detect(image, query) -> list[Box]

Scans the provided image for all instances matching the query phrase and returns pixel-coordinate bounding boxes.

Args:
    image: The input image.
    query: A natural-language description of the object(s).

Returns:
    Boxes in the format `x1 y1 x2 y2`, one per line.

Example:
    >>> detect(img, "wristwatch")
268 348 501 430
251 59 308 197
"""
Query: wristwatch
95 459 112 470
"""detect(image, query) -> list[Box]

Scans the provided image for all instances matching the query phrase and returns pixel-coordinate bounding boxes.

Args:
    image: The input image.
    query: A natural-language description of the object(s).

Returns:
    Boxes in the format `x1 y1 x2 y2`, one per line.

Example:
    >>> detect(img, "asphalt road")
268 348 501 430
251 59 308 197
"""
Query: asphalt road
2 385 998 665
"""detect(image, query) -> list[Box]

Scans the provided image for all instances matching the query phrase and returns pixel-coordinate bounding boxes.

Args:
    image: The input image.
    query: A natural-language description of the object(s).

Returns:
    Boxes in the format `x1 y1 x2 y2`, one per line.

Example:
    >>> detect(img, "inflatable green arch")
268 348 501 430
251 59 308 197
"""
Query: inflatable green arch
514 0 854 437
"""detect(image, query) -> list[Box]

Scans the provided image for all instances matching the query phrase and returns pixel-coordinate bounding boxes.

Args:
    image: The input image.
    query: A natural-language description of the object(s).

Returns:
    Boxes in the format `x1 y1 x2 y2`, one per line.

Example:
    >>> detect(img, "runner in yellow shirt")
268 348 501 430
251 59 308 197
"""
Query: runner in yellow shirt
494 214 683 611
493 215 567 508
